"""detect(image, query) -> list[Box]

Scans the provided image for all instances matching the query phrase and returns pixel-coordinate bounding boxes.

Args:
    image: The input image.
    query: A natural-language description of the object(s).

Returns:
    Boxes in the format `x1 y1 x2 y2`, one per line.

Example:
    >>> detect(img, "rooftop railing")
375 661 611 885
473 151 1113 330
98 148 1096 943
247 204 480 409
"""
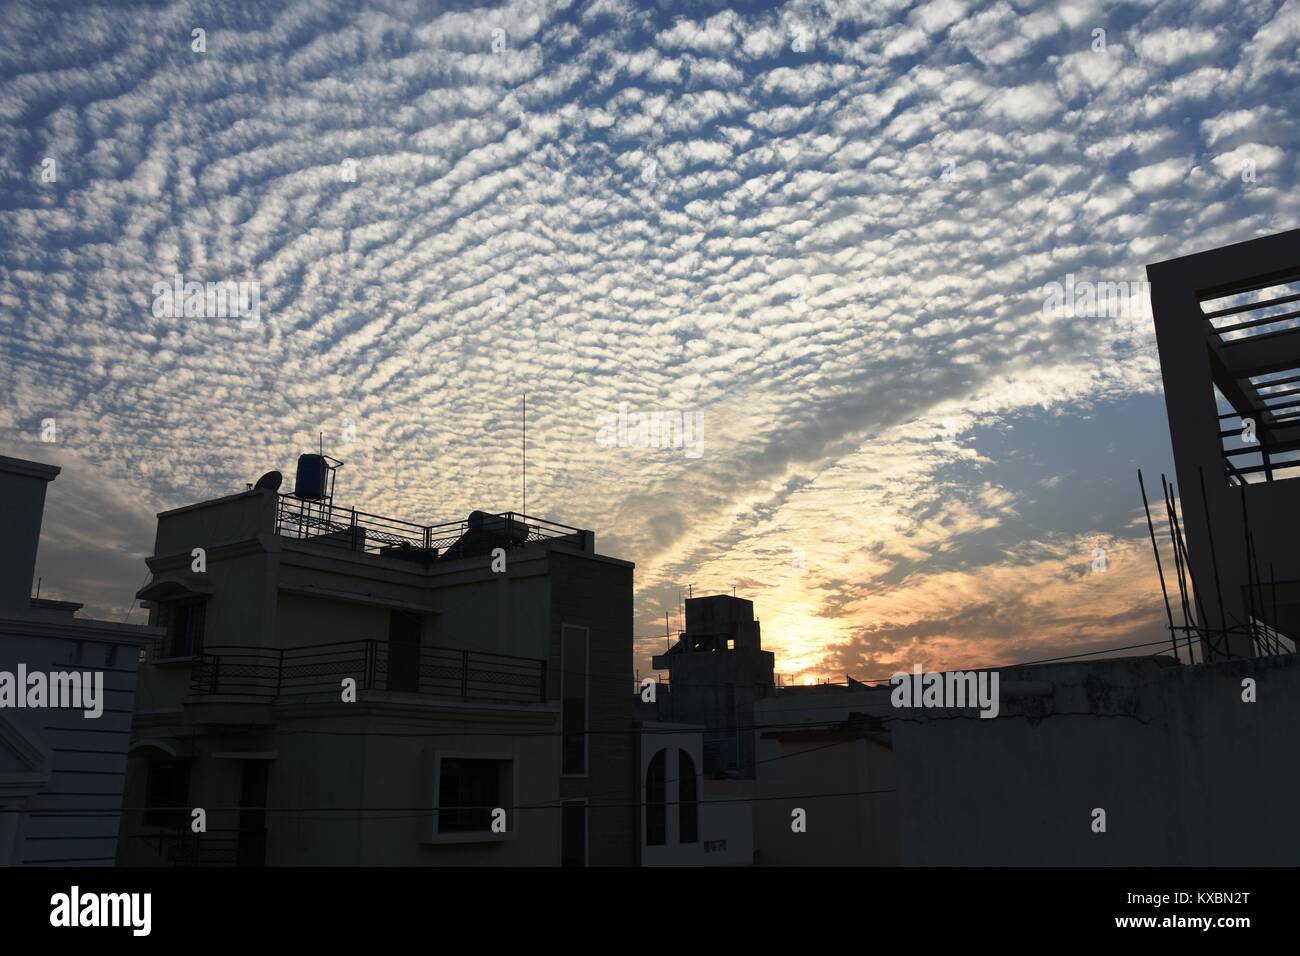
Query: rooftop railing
274 494 587 561
191 639 547 705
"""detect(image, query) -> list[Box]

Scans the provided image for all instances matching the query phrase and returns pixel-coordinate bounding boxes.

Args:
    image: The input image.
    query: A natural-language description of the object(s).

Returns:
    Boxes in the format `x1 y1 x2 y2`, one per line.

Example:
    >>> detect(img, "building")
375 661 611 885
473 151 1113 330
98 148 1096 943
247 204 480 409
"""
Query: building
1146 228 1300 659
651 594 775 777
830 229 1300 865
116 457 637 866
644 594 896 864
889 654 1300 864
748 683 899 865
0 455 161 866
636 721 752 866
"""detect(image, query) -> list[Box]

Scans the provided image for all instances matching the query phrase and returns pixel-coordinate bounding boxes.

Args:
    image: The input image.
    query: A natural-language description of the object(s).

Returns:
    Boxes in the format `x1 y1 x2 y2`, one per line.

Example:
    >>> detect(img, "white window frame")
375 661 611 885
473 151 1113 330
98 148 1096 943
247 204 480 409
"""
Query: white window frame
429 751 517 845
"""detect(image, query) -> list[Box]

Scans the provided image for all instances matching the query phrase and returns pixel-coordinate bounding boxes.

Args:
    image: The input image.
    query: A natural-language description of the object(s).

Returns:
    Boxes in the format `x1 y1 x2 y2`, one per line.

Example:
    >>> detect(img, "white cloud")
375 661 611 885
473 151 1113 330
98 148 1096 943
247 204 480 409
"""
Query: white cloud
1137 28 1219 65
982 82 1062 122
1128 157 1192 191
0 0 1293 682
1210 143 1286 178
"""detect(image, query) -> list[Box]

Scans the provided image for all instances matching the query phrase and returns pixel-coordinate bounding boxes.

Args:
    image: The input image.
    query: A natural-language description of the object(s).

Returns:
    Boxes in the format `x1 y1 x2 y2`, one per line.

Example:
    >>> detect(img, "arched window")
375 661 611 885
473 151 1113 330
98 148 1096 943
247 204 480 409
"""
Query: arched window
646 749 667 846
678 750 699 844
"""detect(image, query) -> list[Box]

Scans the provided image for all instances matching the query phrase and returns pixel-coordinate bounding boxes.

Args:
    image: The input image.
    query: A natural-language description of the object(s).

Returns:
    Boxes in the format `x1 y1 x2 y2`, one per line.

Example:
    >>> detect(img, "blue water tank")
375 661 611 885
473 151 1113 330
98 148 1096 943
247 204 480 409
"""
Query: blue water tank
295 454 329 500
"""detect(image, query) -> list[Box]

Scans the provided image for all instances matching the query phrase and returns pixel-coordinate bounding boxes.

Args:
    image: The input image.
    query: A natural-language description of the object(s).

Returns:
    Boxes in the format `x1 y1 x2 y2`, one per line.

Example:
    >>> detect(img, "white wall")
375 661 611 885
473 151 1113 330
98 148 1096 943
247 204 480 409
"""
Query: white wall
1 625 152 866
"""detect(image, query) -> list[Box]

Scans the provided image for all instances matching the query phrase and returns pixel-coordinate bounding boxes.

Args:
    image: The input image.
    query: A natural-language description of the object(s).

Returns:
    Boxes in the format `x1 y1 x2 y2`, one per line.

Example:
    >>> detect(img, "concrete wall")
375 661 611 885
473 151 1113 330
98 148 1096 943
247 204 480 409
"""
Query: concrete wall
747 735 898 866
748 690 900 865
551 549 637 866
892 654 1300 865
700 790 754 865
426 556 551 659
153 490 276 557
0 457 57 616
266 704 561 866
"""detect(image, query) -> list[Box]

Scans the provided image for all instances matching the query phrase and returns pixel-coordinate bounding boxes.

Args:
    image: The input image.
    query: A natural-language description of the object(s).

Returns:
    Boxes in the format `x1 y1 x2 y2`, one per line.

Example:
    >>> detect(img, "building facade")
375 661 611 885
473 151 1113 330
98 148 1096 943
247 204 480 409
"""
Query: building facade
1147 228 1300 658
0 455 160 867
651 595 776 777
117 472 637 866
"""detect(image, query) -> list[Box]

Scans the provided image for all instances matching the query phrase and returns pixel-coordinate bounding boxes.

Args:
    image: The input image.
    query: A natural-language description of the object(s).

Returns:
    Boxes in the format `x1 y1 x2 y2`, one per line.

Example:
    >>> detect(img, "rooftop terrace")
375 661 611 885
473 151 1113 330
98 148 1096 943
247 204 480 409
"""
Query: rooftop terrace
273 493 591 563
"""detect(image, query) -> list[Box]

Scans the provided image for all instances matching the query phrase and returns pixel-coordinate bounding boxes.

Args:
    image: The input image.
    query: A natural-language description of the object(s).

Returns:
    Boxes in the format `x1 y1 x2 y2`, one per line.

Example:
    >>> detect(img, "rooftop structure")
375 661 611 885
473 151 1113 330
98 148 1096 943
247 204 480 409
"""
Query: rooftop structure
651 594 776 777
1146 227 1300 660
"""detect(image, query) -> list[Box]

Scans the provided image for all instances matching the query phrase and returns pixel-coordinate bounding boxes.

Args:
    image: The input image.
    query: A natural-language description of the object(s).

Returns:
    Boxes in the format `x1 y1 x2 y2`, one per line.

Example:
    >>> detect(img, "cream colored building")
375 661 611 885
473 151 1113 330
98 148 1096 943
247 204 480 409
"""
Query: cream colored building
118 474 637 866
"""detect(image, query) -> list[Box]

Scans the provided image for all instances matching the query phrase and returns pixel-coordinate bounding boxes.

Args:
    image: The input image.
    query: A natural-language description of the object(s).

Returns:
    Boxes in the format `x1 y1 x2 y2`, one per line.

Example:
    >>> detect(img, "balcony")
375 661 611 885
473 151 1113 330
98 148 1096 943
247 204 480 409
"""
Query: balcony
126 826 263 867
274 494 589 562
190 640 547 705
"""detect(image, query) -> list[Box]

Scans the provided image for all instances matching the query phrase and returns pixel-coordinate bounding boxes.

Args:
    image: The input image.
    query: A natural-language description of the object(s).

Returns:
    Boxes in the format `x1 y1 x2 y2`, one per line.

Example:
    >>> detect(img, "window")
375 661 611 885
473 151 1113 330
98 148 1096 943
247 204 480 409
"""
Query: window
561 801 587 867
561 625 588 775
678 750 699 844
163 600 206 658
143 758 191 828
645 749 666 846
437 757 510 835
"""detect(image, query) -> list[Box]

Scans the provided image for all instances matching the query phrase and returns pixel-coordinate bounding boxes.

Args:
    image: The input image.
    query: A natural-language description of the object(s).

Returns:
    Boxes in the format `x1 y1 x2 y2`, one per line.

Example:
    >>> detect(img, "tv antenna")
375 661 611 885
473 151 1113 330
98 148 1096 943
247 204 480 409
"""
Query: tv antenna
522 392 527 517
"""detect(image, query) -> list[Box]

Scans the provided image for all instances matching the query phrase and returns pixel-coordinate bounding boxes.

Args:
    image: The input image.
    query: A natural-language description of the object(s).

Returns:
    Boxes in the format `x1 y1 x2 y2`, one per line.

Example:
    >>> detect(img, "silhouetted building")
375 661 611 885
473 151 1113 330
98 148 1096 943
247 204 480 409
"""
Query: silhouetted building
651 595 775 777
117 464 636 866
749 683 899 865
888 654 1300 864
1147 228 1300 659
637 722 752 865
0 456 161 866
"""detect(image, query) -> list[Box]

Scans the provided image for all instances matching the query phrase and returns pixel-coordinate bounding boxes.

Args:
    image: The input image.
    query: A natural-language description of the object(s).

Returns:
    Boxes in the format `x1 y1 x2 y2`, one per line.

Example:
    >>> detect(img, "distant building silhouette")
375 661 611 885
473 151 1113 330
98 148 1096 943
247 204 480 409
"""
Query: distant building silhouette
0 456 160 866
651 595 775 778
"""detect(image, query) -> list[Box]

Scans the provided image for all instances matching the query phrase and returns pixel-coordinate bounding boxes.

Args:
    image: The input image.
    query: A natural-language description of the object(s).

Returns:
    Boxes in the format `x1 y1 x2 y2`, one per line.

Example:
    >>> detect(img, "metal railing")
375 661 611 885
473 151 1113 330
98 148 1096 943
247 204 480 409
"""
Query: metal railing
191 639 547 704
126 826 261 867
274 494 587 560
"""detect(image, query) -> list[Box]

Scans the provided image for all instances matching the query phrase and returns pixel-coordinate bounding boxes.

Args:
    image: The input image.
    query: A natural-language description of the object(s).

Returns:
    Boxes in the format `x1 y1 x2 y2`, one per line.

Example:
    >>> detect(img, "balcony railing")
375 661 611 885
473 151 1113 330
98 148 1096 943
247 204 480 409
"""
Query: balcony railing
126 826 263 867
274 494 587 561
191 640 547 705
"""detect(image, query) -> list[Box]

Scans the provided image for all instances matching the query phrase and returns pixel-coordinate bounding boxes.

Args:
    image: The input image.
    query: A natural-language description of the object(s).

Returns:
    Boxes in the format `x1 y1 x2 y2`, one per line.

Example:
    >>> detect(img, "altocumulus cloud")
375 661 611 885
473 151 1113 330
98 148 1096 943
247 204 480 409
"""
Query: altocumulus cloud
1 0 1298 675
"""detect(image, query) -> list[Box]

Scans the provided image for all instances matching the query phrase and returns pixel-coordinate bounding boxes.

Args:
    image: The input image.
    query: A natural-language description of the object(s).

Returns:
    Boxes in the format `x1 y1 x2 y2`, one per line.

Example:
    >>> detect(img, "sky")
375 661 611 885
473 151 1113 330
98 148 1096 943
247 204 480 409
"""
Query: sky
1 0 1298 683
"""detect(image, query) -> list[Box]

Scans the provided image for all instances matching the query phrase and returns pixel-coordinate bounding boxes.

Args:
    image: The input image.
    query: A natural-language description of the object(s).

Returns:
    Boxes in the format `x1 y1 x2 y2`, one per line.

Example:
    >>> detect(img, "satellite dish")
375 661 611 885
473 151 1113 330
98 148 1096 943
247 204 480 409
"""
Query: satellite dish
253 470 283 492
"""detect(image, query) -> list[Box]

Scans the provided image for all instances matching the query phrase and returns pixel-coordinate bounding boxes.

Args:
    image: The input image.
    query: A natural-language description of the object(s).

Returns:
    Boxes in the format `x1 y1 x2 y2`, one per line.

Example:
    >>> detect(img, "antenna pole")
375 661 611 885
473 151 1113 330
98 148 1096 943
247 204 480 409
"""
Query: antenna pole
522 392 527 517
